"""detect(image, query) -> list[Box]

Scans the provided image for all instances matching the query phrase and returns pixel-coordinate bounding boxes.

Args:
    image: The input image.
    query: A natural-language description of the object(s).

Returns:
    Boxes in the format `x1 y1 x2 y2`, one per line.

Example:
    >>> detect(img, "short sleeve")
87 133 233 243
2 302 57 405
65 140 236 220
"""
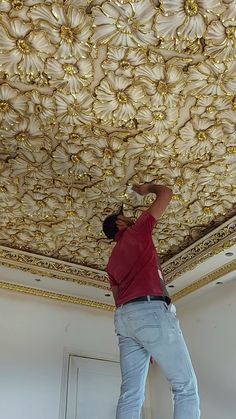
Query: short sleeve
132 211 157 235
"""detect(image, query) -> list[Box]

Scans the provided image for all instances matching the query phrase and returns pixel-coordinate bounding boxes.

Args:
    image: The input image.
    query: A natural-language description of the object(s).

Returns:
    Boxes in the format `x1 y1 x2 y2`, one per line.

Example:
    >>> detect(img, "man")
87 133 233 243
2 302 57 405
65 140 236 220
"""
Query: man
103 183 200 419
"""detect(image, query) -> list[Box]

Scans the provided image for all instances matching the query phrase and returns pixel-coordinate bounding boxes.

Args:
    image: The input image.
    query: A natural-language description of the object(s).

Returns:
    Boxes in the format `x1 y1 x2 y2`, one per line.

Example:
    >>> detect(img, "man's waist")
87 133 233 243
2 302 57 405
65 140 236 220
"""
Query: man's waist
119 295 171 307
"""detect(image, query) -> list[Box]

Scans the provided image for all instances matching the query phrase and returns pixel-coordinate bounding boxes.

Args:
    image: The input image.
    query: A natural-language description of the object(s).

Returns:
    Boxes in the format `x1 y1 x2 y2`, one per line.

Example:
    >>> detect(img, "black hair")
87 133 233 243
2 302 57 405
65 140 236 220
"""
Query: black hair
102 213 119 240
102 205 123 240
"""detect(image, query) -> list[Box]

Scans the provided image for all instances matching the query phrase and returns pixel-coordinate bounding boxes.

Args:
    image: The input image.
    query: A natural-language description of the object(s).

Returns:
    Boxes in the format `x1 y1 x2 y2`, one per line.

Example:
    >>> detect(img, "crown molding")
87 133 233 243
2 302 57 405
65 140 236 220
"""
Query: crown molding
163 215 236 282
0 280 114 311
0 216 235 289
172 260 236 302
0 246 109 289
0 260 235 311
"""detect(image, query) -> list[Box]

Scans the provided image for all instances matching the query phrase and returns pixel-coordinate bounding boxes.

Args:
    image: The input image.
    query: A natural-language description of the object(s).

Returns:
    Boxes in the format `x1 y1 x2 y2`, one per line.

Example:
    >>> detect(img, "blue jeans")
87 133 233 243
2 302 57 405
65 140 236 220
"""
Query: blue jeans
114 300 200 419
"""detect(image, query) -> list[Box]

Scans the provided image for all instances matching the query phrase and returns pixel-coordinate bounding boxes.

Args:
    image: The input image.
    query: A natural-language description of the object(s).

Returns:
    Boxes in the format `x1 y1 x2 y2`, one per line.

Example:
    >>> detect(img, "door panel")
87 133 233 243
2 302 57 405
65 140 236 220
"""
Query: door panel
65 356 146 419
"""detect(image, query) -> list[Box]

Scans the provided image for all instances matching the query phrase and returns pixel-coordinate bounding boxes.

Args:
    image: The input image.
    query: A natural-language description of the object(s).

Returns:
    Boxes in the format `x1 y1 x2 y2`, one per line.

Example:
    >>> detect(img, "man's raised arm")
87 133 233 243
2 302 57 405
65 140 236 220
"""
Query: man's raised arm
132 183 173 221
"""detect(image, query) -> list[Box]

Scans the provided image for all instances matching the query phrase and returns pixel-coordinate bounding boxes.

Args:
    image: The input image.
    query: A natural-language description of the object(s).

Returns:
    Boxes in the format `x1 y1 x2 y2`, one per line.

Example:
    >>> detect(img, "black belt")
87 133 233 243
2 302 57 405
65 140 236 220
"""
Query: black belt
124 295 170 305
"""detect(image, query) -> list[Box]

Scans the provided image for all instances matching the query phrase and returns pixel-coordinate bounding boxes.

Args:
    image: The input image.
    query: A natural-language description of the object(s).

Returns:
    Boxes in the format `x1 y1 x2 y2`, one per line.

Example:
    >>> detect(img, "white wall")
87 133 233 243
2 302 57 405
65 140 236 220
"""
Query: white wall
0 290 118 419
1 278 236 419
149 278 236 419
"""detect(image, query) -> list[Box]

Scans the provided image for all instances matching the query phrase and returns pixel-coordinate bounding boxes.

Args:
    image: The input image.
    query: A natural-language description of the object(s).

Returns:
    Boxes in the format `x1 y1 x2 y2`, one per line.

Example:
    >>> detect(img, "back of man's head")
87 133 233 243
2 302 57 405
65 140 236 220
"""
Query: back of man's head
102 205 123 240
102 213 119 240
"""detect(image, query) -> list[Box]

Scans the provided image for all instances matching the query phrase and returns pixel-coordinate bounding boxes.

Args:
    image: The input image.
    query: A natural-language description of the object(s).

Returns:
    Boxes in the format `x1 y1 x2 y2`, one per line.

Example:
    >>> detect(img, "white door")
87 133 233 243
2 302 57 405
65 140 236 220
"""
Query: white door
65 355 147 419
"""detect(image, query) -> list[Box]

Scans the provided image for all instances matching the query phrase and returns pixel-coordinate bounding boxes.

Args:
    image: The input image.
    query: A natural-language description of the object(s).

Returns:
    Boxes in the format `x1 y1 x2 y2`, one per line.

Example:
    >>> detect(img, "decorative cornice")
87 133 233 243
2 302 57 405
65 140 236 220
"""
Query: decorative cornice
0 281 115 311
0 246 109 289
0 261 235 311
0 215 235 290
163 216 236 282
172 260 236 302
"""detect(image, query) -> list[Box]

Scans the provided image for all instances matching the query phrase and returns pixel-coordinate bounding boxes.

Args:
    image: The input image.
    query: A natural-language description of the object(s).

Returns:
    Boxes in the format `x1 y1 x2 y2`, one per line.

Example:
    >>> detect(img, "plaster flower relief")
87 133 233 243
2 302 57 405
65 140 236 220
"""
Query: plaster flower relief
89 215 105 236
0 0 42 21
0 183 19 208
191 96 232 121
163 227 190 249
56 124 93 144
55 89 95 125
156 163 201 199
91 0 156 47
29 4 92 59
161 203 187 226
157 37 203 54
220 2 236 23
0 165 15 186
217 109 236 142
155 223 190 255
10 149 52 179
52 222 84 242
0 16 55 75
96 238 113 258
44 186 87 218
89 164 127 189
155 0 222 41
184 60 236 96
26 91 56 126
198 163 234 192
0 84 27 128
126 132 176 162
84 185 105 202
205 19 236 62
102 47 147 77
188 191 235 223
177 116 224 158
23 177 55 194
0 207 22 226
45 58 93 93
0 117 51 152
21 192 58 219
16 224 56 253
135 105 178 132
52 142 92 178
85 184 127 206
58 244 88 263
0 228 19 243
135 63 187 107
54 194 92 221
94 72 145 126
82 129 128 168
53 209 89 232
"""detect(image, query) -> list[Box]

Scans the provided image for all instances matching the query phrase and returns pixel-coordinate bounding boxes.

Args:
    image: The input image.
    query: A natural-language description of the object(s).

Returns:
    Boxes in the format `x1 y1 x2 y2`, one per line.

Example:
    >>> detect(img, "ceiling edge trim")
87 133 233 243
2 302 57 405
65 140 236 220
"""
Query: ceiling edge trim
164 215 236 281
0 281 114 311
0 215 235 288
172 260 236 302
0 261 235 311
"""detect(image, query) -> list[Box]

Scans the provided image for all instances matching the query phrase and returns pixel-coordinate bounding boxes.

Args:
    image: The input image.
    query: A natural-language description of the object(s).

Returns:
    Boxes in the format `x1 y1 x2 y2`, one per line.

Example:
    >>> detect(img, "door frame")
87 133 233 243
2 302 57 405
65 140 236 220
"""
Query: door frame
59 347 152 419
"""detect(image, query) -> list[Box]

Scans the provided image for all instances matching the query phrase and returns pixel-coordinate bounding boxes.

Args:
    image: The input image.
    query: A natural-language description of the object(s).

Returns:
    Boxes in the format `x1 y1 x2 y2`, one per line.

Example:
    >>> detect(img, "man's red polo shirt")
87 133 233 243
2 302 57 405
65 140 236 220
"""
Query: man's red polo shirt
106 211 164 307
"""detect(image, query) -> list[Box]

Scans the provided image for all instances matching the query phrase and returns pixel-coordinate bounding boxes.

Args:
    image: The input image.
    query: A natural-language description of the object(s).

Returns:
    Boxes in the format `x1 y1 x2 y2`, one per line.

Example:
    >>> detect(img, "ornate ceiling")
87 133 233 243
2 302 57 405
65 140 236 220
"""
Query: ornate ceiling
0 0 235 291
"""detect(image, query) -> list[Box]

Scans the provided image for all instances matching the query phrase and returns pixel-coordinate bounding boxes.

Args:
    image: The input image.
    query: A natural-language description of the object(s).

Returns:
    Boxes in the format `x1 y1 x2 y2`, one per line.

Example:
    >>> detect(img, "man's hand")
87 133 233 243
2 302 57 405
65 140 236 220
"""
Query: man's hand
132 183 151 196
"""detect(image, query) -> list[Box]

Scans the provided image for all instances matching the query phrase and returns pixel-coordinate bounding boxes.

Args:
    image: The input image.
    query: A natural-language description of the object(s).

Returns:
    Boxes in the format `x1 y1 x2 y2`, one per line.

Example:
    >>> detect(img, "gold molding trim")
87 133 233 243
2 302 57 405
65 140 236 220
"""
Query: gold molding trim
0 246 109 290
165 238 236 283
163 216 236 281
0 281 115 311
0 261 235 311
172 260 236 302
0 215 235 289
